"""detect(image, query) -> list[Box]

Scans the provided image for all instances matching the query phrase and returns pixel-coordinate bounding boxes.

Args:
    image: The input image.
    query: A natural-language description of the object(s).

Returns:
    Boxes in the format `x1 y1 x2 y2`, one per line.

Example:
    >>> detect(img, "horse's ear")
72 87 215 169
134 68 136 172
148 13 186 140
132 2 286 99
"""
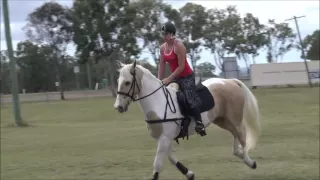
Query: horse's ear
116 60 125 72
117 60 125 68
132 59 137 68
130 60 137 75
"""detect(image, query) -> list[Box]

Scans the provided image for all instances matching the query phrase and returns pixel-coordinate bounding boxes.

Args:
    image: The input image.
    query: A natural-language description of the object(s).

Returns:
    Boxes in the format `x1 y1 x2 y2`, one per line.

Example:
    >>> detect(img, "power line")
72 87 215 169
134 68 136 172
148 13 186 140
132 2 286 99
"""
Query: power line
285 15 312 88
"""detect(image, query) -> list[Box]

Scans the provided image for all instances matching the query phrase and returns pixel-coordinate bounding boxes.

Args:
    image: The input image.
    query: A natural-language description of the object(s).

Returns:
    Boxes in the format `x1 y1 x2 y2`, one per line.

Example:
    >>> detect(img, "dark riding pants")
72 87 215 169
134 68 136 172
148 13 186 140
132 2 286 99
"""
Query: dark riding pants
174 73 202 109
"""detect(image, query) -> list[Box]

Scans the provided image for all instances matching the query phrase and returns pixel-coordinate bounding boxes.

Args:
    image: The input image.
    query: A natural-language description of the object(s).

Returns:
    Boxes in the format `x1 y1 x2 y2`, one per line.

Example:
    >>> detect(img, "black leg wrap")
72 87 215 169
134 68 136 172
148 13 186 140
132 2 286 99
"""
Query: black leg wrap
152 172 159 180
176 161 188 175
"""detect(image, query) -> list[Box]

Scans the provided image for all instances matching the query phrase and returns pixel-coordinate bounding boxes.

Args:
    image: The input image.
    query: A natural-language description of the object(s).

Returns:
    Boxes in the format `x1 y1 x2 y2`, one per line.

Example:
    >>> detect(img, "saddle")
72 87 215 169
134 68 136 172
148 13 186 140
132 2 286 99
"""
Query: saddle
170 81 215 143
176 83 215 116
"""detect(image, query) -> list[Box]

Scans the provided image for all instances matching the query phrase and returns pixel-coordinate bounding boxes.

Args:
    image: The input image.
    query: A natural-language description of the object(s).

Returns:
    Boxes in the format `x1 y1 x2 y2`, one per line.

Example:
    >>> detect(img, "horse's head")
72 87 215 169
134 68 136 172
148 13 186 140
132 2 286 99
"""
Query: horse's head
114 60 143 113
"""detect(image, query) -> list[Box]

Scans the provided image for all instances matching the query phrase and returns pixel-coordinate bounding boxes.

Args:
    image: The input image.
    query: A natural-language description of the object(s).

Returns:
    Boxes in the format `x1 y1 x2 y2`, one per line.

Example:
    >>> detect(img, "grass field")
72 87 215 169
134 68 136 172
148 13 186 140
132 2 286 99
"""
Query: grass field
1 87 319 180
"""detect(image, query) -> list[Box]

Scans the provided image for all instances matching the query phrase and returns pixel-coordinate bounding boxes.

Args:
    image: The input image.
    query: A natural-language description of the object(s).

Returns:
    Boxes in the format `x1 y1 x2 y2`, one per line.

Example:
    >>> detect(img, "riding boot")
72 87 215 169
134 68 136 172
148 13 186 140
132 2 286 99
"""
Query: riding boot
192 107 207 136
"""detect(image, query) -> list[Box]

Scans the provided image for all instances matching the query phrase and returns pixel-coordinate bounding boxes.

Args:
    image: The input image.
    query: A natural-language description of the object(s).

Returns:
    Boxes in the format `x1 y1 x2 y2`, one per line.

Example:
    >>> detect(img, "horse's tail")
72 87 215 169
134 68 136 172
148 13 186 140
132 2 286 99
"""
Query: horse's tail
232 79 261 152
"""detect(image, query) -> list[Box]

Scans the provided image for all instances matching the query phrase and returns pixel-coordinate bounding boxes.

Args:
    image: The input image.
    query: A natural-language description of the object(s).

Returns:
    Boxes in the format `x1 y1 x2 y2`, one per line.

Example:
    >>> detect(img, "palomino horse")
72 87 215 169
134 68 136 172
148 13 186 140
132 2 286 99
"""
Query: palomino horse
114 60 261 180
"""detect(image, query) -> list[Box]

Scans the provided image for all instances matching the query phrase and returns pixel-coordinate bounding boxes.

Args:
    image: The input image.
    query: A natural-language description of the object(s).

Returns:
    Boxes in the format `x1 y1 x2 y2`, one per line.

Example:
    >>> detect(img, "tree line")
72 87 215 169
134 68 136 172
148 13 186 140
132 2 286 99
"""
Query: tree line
1 0 318 97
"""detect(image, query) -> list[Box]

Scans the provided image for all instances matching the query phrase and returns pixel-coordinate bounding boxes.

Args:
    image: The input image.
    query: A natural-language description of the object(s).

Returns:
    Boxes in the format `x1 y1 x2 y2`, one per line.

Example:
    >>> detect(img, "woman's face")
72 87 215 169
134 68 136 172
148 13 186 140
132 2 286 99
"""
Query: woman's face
162 32 173 42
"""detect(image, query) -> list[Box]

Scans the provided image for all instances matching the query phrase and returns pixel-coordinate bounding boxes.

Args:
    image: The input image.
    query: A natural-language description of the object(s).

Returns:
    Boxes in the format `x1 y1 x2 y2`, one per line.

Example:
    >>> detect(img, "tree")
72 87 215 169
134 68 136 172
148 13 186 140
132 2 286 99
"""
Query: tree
264 19 296 63
197 62 216 77
233 13 268 73
72 0 142 96
178 3 207 74
72 0 141 60
136 58 157 76
134 0 164 69
301 29 319 60
24 2 74 99
203 6 242 70
14 40 77 93
0 50 11 94
15 41 55 93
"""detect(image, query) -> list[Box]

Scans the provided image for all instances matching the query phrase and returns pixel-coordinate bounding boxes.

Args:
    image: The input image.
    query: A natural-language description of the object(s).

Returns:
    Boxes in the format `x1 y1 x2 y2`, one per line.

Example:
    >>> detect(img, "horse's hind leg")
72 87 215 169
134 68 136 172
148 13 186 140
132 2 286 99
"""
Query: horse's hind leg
213 118 243 160
216 112 257 169
233 136 244 159
168 143 195 180
234 124 257 169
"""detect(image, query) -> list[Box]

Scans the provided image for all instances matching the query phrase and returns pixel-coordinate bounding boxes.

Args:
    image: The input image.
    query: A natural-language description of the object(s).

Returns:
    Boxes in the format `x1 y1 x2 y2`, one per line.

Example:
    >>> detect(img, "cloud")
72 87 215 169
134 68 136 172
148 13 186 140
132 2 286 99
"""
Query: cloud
1 22 27 41
0 0 73 50
1 1 43 23
165 0 319 68
0 40 21 52
175 0 319 37
0 0 319 69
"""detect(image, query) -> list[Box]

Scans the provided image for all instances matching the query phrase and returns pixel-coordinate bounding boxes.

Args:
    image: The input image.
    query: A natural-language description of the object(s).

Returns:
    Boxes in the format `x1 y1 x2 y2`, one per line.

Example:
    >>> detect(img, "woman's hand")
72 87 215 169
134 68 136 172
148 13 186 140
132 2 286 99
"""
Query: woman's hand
162 77 172 85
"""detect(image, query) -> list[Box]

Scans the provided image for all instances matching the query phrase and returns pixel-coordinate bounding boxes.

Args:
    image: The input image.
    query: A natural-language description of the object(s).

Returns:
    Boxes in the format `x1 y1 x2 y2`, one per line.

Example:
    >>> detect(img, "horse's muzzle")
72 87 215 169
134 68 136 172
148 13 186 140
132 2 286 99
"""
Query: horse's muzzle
115 105 128 113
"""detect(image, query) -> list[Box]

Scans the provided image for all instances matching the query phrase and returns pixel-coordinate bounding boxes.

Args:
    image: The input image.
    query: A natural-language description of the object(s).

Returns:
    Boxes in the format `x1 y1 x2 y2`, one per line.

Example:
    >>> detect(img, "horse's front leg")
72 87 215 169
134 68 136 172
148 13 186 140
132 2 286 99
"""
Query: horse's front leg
151 136 171 180
168 143 195 180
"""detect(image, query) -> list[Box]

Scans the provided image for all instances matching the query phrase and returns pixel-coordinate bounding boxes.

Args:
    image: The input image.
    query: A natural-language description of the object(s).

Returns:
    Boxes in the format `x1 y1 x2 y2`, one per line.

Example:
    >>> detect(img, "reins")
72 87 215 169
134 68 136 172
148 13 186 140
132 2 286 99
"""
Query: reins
116 70 185 125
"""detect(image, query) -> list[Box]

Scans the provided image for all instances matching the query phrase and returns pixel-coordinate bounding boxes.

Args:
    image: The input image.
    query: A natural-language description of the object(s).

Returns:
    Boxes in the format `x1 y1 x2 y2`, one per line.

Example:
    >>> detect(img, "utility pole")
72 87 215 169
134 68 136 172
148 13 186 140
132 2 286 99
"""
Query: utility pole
285 15 313 87
2 0 25 126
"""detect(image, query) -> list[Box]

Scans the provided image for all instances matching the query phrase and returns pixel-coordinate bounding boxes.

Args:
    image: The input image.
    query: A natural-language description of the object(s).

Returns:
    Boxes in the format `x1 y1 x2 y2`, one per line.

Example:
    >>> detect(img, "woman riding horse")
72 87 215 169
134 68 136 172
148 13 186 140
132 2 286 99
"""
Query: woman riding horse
157 22 206 136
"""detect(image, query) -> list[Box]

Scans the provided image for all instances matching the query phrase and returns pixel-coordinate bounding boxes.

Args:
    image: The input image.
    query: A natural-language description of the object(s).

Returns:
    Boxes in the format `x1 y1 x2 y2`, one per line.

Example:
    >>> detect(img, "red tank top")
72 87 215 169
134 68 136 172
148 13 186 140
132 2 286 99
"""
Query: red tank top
161 39 193 77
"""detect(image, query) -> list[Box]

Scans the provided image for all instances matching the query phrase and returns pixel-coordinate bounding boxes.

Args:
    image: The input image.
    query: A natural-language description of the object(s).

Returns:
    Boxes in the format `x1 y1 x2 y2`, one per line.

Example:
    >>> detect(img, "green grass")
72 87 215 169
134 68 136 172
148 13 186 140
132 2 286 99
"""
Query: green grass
1 87 319 180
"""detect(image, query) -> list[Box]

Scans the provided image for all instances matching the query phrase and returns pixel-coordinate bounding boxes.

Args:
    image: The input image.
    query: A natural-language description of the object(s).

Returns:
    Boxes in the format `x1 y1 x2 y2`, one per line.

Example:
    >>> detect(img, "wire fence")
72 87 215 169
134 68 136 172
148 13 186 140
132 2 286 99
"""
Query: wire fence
0 89 113 104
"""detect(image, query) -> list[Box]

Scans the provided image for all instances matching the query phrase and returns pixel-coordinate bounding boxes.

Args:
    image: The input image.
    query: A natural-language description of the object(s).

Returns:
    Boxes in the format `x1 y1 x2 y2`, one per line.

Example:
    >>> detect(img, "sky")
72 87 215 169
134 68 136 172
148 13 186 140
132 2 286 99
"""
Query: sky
1 0 319 71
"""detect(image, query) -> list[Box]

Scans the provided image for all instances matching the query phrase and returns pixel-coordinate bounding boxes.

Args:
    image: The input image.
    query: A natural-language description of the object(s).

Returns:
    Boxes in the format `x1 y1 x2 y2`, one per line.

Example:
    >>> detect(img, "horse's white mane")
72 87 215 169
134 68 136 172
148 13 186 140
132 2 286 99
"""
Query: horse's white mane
117 60 177 91
117 61 159 81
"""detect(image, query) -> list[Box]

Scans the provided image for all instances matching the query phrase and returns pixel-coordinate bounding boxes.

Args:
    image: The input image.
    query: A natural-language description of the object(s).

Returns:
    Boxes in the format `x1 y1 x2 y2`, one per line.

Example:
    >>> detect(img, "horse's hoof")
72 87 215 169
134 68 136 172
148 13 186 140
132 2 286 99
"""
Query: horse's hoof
151 172 159 180
188 174 195 180
251 161 257 169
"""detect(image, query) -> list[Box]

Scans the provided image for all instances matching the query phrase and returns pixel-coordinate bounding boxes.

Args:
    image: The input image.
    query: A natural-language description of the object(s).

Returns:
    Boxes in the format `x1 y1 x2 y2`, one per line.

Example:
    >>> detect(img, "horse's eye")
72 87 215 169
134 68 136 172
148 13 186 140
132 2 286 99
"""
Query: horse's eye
125 81 130 86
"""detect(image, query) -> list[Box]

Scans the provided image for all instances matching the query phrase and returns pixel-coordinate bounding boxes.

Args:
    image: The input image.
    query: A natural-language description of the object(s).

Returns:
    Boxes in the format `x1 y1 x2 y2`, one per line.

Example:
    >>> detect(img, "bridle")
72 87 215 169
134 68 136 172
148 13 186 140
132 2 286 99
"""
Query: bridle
116 69 185 124
116 70 165 102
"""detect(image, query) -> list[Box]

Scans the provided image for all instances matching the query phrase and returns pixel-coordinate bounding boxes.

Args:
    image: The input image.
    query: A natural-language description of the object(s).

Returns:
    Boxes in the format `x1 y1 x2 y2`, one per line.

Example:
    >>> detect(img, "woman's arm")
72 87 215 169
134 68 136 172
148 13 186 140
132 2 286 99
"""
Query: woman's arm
158 45 166 80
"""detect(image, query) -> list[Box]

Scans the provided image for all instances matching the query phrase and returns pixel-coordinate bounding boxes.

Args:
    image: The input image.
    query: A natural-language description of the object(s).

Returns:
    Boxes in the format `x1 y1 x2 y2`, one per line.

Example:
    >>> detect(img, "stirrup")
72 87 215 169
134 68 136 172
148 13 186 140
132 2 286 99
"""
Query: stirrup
195 121 204 127
198 130 207 136
196 128 207 136
195 122 206 136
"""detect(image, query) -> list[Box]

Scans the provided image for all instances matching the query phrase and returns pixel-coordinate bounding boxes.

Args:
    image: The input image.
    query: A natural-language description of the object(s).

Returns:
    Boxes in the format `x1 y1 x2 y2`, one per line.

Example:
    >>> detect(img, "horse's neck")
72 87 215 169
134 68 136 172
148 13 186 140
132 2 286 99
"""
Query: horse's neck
137 75 180 119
